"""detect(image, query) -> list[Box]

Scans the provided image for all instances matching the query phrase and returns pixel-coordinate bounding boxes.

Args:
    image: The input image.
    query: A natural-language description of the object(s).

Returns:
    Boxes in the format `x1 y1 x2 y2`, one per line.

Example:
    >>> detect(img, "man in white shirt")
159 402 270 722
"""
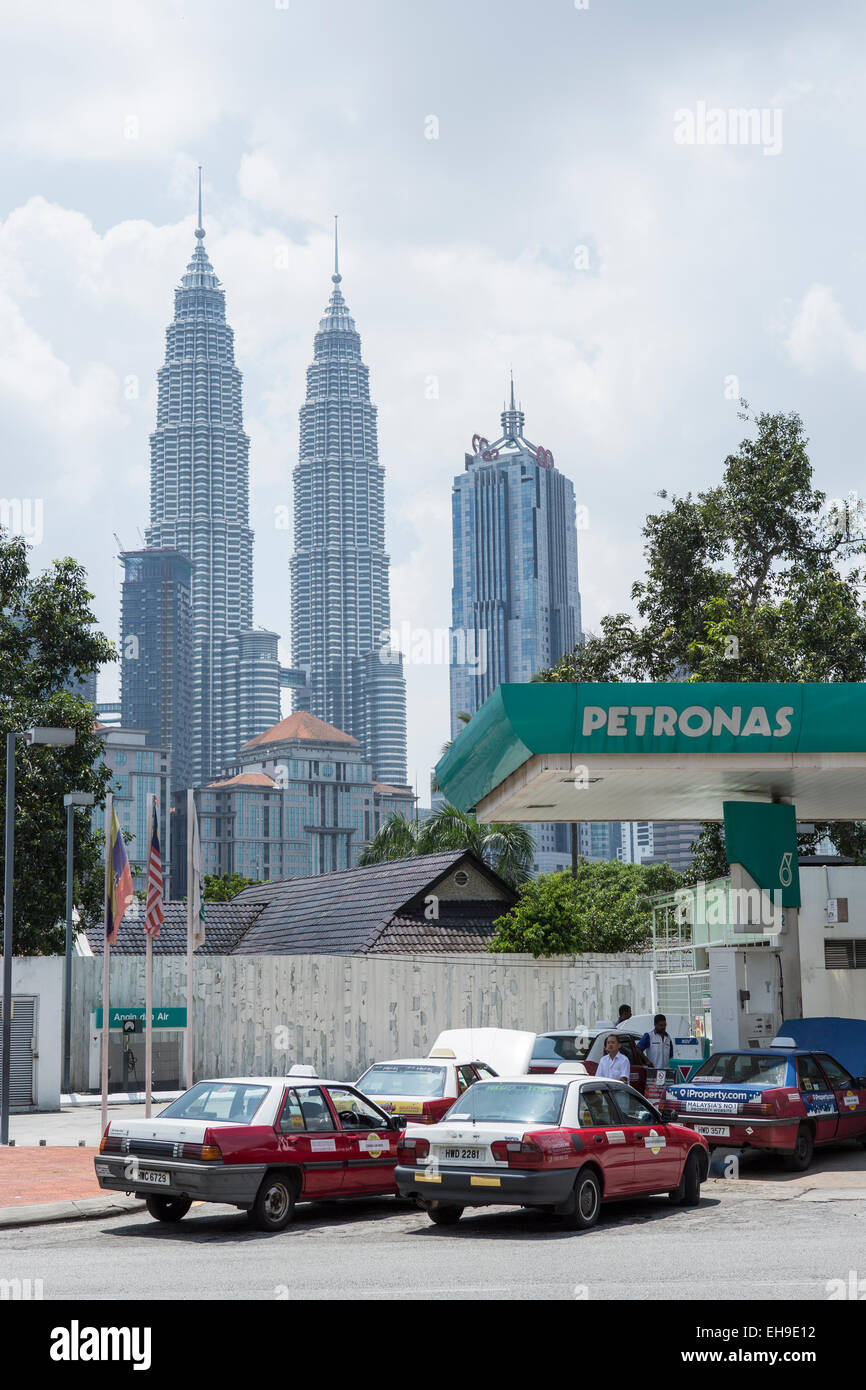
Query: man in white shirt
596 1034 631 1083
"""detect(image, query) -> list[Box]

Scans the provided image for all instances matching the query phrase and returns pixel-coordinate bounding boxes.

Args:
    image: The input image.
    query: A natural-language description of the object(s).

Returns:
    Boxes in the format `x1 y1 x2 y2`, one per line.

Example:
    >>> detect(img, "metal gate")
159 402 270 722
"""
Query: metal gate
0 996 37 1106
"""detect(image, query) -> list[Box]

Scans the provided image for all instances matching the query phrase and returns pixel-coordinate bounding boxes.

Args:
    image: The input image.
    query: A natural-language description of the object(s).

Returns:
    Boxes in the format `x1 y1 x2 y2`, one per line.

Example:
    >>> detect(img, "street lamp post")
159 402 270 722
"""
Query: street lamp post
63 791 94 1098
1 726 76 1145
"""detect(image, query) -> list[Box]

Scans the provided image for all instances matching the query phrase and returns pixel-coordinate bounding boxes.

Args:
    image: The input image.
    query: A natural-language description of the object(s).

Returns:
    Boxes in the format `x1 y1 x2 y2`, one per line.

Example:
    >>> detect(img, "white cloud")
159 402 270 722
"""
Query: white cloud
784 284 866 375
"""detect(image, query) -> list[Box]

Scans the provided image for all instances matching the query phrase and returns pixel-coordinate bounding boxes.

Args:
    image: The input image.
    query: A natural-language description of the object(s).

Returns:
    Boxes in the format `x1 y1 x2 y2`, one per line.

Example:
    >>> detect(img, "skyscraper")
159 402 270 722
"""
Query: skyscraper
290 222 408 785
119 548 193 796
125 174 280 786
450 380 582 733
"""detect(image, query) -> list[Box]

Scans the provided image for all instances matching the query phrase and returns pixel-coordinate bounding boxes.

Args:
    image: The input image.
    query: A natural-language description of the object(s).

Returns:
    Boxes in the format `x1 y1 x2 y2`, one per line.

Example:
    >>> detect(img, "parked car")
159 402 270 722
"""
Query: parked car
356 1057 497 1124
94 1076 403 1230
665 1047 866 1170
357 1028 535 1123
529 1029 597 1075
395 1069 709 1229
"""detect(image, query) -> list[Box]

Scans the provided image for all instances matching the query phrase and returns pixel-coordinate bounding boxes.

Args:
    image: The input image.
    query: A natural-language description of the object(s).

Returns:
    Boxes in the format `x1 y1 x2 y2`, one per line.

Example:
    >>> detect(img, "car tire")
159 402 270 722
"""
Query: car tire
145 1195 192 1223
782 1125 815 1172
560 1168 602 1231
248 1173 297 1232
669 1149 702 1206
426 1203 464 1226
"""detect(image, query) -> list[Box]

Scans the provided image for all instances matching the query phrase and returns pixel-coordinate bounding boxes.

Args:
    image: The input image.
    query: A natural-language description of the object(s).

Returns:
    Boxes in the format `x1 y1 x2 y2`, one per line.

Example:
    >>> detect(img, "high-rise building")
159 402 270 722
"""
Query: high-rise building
119 549 193 796
449 380 582 734
94 723 172 895
172 710 415 894
647 821 702 873
129 177 279 786
290 223 408 785
449 383 582 874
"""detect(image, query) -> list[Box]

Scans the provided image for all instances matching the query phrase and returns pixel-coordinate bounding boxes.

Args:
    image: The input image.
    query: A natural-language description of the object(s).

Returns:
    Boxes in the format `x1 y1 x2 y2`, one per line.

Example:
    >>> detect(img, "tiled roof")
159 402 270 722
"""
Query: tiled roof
206 772 277 789
369 901 503 954
82 901 265 955
241 711 358 749
231 851 510 955
373 783 414 796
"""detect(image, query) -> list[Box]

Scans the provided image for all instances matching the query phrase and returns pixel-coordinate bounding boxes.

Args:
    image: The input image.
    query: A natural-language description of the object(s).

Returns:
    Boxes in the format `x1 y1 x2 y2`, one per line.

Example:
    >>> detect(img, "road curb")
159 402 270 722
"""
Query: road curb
0 1195 146 1229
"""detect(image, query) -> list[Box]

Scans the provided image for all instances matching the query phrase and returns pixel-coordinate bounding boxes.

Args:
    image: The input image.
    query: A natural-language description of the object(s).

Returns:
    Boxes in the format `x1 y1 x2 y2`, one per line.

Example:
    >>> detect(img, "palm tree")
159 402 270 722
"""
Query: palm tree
357 814 423 866
359 803 534 888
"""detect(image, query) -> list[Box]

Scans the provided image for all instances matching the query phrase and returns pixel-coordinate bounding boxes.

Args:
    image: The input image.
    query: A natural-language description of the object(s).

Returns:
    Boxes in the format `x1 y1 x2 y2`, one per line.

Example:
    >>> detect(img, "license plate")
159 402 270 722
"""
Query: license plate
441 1147 483 1160
94 1162 111 1176
694 1125 730 1138
138 1169 171 1185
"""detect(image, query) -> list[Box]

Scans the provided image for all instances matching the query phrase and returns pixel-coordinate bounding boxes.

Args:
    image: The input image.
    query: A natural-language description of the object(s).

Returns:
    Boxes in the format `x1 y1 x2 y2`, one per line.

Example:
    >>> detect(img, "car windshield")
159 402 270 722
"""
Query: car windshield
532 1034 593 1062
444 1082 566 1126
692 1054 788 1087
159 1081 270 1124
358 1064 447 1098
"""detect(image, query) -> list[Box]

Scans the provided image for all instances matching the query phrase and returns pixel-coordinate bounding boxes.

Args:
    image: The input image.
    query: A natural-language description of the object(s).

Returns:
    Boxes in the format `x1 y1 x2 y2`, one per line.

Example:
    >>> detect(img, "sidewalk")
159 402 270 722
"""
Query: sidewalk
0 1104 156 1227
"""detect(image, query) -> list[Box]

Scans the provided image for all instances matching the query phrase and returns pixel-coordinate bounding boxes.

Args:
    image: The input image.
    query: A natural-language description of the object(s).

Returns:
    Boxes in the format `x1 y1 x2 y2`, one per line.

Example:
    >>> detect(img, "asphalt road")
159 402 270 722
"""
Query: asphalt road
2 1180 864 1300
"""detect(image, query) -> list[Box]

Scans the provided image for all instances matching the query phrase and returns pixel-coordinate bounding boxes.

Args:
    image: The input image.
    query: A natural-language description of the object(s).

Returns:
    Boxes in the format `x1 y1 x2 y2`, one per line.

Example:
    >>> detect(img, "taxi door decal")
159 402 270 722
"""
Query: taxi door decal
803 1091 837 1116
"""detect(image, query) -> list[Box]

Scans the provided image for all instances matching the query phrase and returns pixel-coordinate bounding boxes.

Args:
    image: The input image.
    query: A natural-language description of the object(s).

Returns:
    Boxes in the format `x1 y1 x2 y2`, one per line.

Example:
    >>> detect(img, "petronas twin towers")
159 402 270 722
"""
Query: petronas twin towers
121 187 407 794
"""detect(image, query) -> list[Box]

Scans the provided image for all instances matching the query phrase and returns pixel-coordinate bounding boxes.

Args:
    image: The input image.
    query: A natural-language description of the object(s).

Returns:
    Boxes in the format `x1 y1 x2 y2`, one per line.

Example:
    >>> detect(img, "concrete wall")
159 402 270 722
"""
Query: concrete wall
68 952 654 1092
11 956 62 1110
799 866 866 1019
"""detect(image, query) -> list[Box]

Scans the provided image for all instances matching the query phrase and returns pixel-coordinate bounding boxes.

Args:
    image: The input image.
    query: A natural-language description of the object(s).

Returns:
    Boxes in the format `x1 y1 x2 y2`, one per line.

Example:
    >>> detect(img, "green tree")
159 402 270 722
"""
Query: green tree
0 531 115 954
203 872 262 901
489 860 682 956
537 406 866 867
358 803 535 888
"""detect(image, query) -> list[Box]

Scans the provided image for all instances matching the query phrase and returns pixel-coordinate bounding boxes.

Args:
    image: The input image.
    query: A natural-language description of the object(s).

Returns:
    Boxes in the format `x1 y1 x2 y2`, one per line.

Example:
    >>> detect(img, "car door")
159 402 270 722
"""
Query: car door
796 1055 838 1144
576 1083 634 1195
275 1085 345 1197
617 1036 647 1094
325 1086 398 1195
814 1053 866 1142
609 1086 680 1190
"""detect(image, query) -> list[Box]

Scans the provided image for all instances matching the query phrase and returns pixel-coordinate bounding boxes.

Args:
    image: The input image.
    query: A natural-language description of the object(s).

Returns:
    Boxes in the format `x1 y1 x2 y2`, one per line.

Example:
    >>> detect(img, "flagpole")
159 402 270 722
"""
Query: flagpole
145 793 154 1119
100 792 113 1137
186 788 194 1091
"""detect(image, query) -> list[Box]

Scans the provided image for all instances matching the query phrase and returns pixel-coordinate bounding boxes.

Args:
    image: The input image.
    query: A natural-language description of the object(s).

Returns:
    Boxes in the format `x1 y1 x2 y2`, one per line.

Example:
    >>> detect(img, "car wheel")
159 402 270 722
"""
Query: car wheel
145 1195 192 1223
669 1149 702 1206
426 1203 464 1226
248 1174 297 1232
782 1125 815 1172
561 1168 602 1231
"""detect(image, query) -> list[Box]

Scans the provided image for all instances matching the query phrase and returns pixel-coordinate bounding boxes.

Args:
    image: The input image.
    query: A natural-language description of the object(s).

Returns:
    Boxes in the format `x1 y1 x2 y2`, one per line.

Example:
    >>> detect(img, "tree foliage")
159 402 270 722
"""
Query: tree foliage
203 872 262 901
358 804 535 888
537 407 866 866
488 860 682 956
0 531 115 953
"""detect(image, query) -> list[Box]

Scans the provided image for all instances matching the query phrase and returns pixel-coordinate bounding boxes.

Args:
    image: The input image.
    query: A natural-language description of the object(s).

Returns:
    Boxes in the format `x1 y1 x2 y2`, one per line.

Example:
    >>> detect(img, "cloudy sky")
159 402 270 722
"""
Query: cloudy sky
2 0 866 794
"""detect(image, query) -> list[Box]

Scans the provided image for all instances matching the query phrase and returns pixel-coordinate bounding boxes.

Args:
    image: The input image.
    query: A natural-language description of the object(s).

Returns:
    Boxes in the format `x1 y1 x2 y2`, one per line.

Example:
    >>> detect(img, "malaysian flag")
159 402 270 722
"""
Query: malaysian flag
144 796 164 939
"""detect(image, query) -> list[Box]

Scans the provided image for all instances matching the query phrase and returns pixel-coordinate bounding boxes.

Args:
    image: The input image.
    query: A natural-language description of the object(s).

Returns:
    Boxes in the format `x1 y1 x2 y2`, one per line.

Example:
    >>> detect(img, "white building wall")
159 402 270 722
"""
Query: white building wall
798 866 866 1019
11 957 63 1111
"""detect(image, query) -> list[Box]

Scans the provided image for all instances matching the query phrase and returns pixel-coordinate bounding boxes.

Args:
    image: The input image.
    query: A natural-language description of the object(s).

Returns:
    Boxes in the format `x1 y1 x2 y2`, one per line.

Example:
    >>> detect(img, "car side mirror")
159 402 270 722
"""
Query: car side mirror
660 1106 677 1123
856 1077 866 1089
389 1113 404 1132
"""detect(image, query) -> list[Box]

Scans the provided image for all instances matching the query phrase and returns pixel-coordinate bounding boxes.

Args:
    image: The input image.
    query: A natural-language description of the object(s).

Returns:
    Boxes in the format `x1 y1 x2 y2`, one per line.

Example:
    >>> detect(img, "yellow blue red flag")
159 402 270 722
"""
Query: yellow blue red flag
106 807 134 944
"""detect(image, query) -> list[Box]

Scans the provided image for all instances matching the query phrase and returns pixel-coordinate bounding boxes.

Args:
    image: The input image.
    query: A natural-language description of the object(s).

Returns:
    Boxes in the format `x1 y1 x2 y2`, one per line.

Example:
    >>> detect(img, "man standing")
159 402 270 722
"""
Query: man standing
638 1014 674 1069
596 1034 631 1083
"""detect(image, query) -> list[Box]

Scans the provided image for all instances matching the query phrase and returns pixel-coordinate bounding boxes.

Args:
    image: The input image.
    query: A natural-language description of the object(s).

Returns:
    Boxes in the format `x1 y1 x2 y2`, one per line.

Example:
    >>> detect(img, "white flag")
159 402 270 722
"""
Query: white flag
190 799 205 950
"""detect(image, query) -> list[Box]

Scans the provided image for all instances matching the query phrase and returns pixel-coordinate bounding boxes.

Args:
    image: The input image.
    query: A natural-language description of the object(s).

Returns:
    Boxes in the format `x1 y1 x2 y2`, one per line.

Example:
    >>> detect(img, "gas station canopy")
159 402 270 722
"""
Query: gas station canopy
434 683 866 824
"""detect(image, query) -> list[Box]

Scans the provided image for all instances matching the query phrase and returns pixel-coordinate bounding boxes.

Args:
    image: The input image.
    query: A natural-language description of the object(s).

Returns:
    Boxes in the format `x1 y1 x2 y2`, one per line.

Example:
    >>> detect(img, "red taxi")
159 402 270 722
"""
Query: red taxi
94 1076 403 1231
666 1048 866 1170
356 1055 497 1124
395 1069 709 1229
